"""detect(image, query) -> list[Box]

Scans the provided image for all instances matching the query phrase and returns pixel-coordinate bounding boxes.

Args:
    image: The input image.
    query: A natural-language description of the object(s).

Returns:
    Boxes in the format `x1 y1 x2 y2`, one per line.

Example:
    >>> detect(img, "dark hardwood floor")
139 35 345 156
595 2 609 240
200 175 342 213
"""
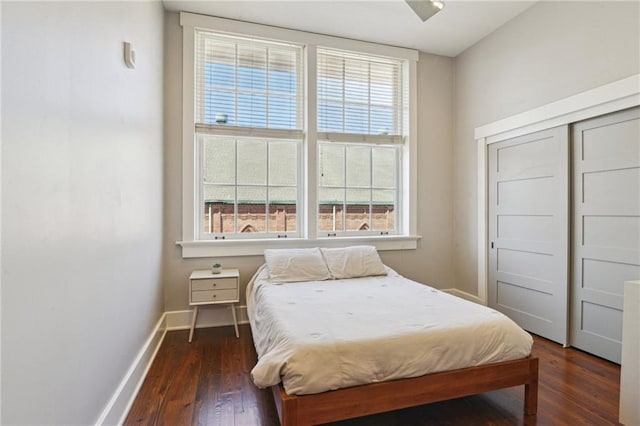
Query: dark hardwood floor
125 325 621 425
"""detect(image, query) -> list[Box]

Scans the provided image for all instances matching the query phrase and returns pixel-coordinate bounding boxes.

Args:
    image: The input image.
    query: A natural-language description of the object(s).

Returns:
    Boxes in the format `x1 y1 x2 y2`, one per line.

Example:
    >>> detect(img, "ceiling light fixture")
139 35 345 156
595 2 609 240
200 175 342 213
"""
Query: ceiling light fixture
405 0 445 22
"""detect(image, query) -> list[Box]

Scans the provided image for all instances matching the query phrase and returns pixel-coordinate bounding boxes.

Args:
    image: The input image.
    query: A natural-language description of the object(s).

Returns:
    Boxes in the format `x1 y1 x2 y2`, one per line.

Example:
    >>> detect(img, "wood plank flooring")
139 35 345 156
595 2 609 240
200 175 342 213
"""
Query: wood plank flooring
125 325 621 425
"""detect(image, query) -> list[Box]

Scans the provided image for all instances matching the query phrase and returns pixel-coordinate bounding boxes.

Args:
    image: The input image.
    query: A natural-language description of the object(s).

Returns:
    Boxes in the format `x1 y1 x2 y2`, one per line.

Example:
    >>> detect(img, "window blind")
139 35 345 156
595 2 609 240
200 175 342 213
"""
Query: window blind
317 48 403 142
195 30 303 136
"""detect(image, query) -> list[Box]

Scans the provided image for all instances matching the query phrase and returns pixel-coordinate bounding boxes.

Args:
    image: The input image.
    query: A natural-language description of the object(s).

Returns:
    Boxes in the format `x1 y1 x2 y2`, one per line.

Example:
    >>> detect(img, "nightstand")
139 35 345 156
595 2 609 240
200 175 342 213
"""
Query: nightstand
188 268 240 342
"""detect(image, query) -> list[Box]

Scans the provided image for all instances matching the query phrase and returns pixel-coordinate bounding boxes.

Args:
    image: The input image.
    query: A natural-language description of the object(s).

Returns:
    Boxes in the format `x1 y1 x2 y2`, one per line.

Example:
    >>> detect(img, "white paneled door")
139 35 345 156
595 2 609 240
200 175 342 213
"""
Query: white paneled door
571 107 640 364
488 126 569 345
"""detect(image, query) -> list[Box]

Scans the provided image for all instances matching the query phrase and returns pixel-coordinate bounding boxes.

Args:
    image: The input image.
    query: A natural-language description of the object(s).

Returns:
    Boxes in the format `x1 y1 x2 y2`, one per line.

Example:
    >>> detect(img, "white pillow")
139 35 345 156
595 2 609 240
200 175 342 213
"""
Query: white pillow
264 248 332 283
320 246 387 279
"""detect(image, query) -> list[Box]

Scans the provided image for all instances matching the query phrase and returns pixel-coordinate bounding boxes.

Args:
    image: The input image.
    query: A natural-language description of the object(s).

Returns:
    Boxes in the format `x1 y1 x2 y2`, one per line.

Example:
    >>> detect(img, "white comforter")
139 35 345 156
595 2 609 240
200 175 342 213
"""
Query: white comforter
247 265 533 395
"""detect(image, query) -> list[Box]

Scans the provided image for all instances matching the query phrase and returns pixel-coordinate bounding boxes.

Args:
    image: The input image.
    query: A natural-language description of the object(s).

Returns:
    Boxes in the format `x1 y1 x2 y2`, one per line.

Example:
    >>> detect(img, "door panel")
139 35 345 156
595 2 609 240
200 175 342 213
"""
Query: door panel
488 126 569 344
583 216 639 250
571 107 640 364
498 215 553 241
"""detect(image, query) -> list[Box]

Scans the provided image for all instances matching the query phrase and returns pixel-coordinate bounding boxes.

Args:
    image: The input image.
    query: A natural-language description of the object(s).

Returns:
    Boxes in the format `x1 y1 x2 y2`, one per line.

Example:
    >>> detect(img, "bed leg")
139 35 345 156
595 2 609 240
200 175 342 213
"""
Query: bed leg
524 357 539 416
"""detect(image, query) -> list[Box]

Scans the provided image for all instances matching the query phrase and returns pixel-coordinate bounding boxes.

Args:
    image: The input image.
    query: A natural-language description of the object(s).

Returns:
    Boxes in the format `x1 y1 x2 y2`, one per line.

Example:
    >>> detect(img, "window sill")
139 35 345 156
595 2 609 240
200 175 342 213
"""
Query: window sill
176 235 421 258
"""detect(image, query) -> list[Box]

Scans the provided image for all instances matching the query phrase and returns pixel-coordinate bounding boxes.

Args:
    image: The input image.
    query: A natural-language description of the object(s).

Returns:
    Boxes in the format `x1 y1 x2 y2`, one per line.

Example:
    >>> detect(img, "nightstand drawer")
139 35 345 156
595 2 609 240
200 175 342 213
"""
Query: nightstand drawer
191 289 237 303
192 277 237 291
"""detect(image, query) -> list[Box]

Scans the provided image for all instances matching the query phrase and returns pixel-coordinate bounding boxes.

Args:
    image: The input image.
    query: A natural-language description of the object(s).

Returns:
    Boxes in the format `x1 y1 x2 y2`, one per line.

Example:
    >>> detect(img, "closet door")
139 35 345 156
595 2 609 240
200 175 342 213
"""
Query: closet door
571 107 640 364
488 126 569 344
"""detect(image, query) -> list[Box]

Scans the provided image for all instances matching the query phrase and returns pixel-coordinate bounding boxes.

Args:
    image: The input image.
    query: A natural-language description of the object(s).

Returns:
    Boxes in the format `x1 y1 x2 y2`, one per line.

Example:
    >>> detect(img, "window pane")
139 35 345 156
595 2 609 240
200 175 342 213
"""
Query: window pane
237 186 266 233
318 187 343 204
318 53 344 101
204 38 235 62
372 147 396 188
237 66 267 91
203 185 235 234
269 186 297 204
204 62 235 89
268 187 297 233
237 93 267 127
318 144 345 187
318 75 343 101
237 45 266 91
344 104 368 133
346 145 370 187
344 59 368 104
269 49 297 95
370 81 394 106
237 139 266 185
269 141 297 186
318 103 344 132
268 96 296 129
202 137 235 185
370 107 393 135
373 188 394 204
203 202 235 234
203 185 235 204
204 90 236 126
370 62 396 106
318 187 344 232
203 39 235 90
372 189 395 231
346 189 370 231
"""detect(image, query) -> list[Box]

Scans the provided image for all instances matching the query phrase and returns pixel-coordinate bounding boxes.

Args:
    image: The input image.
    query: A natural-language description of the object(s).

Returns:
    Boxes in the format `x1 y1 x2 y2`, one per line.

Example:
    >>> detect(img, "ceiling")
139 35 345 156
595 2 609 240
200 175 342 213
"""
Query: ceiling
162 0 536 57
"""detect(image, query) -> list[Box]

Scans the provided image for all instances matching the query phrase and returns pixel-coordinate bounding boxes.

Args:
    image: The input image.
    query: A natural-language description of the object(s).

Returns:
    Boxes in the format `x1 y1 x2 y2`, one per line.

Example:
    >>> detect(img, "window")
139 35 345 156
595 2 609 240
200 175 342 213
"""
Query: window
180 13 418 256
317 49 402 236
194 31 303 239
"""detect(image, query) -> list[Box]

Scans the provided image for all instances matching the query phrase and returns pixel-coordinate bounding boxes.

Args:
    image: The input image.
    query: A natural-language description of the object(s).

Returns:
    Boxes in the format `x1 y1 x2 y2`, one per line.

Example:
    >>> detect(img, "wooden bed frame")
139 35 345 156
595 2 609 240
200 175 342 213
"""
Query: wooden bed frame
271 356 538 426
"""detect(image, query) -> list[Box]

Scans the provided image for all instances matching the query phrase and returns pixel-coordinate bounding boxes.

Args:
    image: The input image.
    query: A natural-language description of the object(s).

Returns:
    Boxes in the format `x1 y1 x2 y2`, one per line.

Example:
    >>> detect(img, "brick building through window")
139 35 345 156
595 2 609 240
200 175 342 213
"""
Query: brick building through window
203 202 394 234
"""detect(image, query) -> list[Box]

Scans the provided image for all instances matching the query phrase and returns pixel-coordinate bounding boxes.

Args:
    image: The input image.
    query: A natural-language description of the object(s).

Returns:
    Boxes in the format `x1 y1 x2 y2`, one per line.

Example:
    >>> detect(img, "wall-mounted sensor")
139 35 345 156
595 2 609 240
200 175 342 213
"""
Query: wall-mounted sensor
123 42 136 69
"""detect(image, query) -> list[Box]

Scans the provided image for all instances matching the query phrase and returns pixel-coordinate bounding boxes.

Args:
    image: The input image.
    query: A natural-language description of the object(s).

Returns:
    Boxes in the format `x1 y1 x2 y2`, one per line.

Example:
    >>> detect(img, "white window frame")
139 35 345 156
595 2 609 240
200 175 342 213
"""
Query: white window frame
178 12 420 257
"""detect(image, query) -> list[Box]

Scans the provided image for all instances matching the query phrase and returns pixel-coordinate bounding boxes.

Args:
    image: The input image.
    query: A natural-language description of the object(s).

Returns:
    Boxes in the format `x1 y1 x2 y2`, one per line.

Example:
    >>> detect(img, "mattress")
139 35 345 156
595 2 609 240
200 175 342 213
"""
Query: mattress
247 265 533 395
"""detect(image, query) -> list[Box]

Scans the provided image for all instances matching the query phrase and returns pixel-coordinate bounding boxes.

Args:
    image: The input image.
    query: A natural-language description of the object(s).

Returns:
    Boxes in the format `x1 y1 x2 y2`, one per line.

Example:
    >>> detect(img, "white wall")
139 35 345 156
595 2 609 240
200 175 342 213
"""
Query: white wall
1 2 164 424
162 12 455 314
453 1 640 295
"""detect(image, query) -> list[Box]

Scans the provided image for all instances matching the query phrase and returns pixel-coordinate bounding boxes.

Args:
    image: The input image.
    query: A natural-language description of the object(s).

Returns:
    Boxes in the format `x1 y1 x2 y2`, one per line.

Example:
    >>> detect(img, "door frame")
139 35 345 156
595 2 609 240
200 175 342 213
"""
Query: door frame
475 73 640 304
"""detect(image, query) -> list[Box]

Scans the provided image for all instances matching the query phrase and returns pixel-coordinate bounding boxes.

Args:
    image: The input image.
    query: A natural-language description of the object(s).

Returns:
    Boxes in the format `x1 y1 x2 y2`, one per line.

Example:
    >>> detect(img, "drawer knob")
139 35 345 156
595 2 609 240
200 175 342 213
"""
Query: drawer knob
213 283 216 287
213 295 217 298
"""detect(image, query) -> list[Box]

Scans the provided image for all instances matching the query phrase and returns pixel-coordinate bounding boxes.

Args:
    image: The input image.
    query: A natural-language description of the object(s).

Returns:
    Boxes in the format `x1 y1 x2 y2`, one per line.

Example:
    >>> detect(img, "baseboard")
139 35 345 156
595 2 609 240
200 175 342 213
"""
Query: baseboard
95 312 168 426
442 288 484 305
166 305 249 330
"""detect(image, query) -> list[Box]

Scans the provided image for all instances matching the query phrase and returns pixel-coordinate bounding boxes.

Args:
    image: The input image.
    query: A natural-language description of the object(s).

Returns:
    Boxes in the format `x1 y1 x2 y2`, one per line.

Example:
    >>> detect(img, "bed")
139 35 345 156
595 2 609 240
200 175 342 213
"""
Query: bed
247 247 538 425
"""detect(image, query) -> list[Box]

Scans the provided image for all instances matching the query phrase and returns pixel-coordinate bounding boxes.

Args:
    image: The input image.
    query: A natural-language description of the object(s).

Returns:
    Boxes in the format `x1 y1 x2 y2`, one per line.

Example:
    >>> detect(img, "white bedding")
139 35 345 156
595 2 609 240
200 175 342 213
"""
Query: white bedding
247 265 533 395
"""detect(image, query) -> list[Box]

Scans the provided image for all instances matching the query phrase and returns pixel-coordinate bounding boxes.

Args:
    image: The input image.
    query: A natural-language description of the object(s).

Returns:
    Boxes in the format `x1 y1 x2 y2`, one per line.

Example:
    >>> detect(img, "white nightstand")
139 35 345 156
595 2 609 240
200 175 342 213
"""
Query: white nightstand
188 268 240 342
